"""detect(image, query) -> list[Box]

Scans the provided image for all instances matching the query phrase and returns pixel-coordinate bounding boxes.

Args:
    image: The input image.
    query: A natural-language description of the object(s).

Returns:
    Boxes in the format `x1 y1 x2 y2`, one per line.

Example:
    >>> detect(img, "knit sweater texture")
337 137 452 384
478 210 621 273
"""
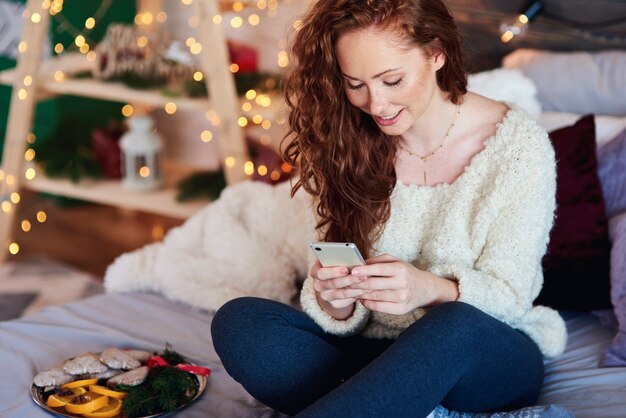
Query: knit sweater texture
300 106 568 358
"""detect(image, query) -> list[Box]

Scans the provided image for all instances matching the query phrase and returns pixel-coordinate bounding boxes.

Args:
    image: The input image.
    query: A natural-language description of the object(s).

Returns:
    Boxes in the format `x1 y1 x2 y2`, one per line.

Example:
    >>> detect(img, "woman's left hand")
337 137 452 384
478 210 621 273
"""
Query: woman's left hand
349 254 459 315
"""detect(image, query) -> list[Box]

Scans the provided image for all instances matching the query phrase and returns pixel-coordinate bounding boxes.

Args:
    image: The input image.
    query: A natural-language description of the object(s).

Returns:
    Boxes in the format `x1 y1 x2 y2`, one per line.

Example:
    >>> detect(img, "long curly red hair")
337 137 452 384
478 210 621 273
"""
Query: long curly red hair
282 0 467 258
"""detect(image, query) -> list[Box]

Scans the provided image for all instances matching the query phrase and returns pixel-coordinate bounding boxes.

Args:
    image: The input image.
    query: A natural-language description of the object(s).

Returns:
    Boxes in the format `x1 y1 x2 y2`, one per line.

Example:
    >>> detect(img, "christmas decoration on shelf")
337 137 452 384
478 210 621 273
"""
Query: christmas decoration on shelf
91 121 125 179
120 115 163 191
93 23 195 90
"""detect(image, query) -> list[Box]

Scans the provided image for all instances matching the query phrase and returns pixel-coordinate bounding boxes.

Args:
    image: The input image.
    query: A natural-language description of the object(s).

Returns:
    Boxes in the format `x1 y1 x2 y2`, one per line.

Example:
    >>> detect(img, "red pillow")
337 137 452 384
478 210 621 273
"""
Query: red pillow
535 115 612 311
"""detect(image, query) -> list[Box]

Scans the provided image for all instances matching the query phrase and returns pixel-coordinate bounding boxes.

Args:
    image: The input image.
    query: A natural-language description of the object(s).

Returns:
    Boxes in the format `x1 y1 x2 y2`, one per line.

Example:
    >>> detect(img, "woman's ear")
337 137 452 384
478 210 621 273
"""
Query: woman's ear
431 48 446 71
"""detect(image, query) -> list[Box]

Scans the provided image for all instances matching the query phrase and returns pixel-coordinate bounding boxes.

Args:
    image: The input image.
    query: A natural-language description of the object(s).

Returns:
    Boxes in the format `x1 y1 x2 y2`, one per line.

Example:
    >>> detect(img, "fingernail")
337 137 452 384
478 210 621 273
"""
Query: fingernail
341 267 349 275
352 268 360 275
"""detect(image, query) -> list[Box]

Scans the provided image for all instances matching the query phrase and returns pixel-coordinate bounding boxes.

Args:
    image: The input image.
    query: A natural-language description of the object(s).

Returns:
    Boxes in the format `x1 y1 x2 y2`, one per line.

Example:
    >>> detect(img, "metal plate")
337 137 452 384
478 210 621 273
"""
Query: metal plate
31 354 207 418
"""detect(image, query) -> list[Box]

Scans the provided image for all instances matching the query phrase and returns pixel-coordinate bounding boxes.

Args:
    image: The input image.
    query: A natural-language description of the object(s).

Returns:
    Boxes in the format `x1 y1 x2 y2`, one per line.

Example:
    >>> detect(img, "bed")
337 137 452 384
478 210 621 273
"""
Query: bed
1 48 626 417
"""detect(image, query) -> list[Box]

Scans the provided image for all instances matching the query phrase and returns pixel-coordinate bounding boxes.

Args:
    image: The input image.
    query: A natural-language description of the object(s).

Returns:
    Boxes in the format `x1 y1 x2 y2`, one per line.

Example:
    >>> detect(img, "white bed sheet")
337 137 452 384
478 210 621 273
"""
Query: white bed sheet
0 292 624 418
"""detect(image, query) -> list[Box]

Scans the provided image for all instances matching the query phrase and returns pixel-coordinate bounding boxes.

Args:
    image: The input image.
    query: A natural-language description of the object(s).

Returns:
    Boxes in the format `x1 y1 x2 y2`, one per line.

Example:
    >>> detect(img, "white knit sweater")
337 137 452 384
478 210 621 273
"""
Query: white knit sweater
300 106 568 358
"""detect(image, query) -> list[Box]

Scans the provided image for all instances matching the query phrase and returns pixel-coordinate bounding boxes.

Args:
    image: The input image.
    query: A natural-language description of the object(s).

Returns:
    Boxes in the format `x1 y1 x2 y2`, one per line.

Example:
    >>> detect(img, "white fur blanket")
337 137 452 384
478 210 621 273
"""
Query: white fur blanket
104 181 315 311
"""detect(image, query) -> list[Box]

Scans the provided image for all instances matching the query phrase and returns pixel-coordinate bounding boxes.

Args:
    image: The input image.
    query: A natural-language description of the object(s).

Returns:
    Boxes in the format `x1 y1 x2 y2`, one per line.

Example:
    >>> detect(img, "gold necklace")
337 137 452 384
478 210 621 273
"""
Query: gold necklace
399 103 461 186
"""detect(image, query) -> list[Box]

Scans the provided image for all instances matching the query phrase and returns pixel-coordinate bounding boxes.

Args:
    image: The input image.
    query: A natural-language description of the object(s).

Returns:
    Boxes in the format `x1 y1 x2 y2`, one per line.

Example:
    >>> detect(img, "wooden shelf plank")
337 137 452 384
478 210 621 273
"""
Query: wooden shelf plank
20 162 210 219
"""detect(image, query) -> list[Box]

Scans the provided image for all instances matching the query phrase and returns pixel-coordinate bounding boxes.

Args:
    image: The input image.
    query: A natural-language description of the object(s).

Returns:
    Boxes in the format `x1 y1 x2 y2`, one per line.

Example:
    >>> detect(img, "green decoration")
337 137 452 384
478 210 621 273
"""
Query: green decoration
176 170 227 202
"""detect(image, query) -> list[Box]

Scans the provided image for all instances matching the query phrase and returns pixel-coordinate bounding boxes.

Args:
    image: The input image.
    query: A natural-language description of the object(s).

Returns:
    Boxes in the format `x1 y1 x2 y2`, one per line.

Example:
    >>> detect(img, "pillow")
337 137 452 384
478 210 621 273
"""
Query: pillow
467 68 541 119
503 49 626 116
602 212 626 367
539 112 626 149
597 128 626 218
535 115 612 311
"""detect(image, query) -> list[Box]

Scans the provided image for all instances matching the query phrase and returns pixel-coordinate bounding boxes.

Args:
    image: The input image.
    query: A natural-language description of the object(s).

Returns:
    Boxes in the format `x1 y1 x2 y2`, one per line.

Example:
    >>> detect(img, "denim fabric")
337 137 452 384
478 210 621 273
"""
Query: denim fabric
211 298 544 418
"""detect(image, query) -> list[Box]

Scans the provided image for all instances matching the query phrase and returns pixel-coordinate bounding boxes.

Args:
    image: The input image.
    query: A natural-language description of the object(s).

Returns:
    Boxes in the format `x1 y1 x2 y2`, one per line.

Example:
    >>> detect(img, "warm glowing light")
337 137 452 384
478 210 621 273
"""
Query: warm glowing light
238 116 249 127
42 0 51 10
270 170 281 181
6 174 15 185
87 51 97 61
139 166 151 177
260 134 272 145
519 14 529 24
255 95 272 107
252 114 263 124
277 50 289 68
37 211 47 223
0 170 4 181
181 0 193 4
27 133 36 144
165 102 177 114
85 17 95 29
25 168 36 180
268 0 278 10
190 42 203 55
156 11 168 23
8 243 19 255
152 224 165 241
137 36 149 48
54 70 65 82
10 192 20 204
293 19 303 30
75 35 86 47
225 157 236 167
500 31 514 43
54 43 64 54
121 104 134 117
230 16 243 29
257 165 268 176
229 63 240 73
257 0 267 10
244 161 255 175
2 202 12 213
18 41 27 53
213 15 223 24
23 75 32 86
248 14 260 26
185 37 196 47
242 102 252 112
281 162 293 173
18 89 27 100
233 1 244 12
206 110 217 120
142 13 154 25
134 14 142 25
24 148 36 161
262 120 272 130
21 220 31 232
31 12 42 23
201 130 213 142
245 89 257 100
193 71 203 81
79 44 90 54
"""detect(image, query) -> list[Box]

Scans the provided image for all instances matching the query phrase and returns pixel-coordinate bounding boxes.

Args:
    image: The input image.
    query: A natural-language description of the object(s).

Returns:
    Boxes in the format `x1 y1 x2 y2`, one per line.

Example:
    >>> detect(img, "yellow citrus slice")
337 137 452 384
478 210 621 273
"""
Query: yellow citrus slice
61 378 99 389
45 387 87 408
89 384 128 399
64 391 109 414
82 397 122 418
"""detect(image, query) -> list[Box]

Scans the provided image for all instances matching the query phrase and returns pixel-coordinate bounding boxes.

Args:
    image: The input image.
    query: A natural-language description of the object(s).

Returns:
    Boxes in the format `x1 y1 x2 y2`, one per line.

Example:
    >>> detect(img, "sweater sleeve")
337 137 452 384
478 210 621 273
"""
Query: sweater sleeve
300 276 370 335
433 123 566 356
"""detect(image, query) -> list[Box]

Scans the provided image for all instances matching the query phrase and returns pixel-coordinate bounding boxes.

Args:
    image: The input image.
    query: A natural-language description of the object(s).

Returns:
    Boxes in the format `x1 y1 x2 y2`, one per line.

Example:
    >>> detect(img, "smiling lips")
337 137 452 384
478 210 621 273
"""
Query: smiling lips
374 109 403 126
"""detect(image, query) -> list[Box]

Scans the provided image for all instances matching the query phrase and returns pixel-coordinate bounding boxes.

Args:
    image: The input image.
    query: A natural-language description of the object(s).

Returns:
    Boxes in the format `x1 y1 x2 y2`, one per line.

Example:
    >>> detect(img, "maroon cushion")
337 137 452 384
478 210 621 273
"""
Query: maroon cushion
535 114 612 310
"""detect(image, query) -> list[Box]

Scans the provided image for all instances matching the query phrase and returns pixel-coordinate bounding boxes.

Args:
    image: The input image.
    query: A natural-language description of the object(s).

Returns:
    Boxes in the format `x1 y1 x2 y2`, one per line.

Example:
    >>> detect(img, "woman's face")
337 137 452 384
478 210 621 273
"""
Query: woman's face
335 26 444 136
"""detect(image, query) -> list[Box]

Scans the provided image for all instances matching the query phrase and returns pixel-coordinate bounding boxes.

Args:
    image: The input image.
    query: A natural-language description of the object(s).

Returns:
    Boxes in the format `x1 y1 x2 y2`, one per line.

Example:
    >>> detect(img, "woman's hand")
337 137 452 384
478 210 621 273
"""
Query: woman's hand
310 260 370 320
349 254 459 315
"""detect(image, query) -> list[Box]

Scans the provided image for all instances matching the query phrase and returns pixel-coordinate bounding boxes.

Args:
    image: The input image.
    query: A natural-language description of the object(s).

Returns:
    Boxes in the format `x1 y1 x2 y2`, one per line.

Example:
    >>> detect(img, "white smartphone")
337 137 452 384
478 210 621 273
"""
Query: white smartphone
310 242 366 268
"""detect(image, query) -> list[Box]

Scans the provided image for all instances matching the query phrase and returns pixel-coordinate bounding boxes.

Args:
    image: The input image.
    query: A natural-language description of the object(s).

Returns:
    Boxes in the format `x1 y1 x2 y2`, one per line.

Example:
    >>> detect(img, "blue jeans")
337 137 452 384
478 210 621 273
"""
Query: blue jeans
211 298 544 418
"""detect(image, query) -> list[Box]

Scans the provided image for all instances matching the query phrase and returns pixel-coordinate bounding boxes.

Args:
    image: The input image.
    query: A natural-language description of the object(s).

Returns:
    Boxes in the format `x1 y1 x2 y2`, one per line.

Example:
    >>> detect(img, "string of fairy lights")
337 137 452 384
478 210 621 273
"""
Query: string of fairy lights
2 0 299 256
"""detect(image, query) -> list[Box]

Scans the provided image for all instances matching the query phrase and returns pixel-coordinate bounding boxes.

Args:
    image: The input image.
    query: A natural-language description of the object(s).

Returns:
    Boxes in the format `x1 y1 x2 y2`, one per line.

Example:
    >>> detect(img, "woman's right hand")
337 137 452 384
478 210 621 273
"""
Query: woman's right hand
310 260 369 320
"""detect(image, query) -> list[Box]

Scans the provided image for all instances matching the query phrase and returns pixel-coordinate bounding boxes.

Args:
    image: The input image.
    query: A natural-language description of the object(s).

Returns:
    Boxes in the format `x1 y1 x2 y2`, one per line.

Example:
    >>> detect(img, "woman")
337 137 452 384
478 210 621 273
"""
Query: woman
211 0 567 416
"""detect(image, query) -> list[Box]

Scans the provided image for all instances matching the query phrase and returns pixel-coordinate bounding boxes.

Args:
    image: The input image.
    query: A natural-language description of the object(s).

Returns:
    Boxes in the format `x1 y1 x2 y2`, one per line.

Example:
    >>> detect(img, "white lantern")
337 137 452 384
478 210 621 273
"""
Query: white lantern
120 115 163 191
